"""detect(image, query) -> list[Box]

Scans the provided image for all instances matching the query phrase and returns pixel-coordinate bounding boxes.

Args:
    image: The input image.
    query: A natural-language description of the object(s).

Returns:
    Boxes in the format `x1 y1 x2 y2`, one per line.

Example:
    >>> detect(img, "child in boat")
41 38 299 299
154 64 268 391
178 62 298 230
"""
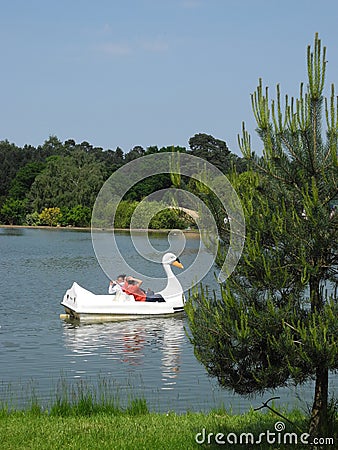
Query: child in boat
122 276 165 302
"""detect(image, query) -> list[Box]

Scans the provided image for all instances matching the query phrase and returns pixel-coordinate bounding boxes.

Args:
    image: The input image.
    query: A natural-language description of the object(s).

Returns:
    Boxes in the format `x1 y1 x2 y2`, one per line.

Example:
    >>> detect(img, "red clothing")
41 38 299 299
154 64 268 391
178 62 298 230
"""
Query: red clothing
122 282 146 302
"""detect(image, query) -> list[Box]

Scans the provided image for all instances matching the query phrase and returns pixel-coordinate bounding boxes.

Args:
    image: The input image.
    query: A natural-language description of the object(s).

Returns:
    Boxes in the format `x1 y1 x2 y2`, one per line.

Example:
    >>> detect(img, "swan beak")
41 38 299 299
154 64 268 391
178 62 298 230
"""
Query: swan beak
172 260 184 269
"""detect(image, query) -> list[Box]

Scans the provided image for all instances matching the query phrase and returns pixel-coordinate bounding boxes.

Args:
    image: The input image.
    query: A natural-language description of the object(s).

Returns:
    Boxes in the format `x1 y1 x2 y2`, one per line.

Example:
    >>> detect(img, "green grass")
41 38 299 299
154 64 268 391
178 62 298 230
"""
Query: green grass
0 408 312 450
0 380 336 449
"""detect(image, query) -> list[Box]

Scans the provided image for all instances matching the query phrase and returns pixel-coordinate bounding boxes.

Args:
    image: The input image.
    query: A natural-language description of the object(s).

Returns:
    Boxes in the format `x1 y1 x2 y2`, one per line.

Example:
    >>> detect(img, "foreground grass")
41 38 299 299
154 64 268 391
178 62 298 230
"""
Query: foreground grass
1 380 336 449
0 406 315 450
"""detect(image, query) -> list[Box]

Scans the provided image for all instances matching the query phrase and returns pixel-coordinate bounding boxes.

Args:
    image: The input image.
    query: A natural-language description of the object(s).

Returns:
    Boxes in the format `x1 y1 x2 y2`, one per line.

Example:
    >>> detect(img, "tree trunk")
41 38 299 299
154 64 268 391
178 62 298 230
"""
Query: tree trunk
308 276 328 436
310 276 322 313
309 366 328 437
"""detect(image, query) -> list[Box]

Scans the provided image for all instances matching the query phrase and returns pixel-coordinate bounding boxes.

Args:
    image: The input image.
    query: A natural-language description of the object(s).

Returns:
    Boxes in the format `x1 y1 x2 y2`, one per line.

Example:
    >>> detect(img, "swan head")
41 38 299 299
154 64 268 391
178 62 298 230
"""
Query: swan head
162 252 184 269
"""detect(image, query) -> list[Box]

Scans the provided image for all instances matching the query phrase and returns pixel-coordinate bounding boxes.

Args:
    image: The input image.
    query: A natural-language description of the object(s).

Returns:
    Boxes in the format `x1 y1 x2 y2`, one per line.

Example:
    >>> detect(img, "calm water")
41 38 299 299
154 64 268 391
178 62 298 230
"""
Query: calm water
0 227 335 413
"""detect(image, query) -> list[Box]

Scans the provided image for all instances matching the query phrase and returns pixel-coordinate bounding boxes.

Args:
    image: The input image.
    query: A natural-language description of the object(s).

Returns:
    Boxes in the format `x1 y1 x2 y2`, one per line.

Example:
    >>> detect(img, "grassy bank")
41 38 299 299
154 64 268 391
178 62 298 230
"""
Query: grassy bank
0 398 320 450
1 380 336 449
0 408 312 450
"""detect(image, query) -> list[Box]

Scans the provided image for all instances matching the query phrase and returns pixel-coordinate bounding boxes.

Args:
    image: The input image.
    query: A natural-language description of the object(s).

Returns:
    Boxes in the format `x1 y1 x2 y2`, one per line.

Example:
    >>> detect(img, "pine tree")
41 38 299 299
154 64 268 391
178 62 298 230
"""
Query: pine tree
186 33 338 437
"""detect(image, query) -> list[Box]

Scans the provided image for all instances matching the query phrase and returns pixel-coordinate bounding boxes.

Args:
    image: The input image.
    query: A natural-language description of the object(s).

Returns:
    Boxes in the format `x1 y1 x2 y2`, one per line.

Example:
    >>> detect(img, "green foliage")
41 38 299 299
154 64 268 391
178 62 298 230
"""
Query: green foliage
188 133 230 171
8 162 45 200
25 211 41 226
38 207 62 226
113 201 191 229
187 34 338 437
123 174 172 201
149 208 191 229
29 151 105 211
0 135 244 226
114 201 138 228
188 132 246 173
61 205 92 227
0 140 32 197
125 398 149 416
186 288 338 394
0 197 28 225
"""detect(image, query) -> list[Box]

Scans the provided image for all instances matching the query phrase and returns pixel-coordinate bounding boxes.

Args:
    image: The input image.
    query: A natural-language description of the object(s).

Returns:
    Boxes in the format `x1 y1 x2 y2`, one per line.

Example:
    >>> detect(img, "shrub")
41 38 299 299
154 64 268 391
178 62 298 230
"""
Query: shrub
38 207 62 226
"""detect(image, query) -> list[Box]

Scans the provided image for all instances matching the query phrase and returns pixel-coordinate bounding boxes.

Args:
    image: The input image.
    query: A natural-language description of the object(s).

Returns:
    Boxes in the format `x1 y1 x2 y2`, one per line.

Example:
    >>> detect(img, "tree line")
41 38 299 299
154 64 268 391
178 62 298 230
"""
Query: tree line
0 133 246 227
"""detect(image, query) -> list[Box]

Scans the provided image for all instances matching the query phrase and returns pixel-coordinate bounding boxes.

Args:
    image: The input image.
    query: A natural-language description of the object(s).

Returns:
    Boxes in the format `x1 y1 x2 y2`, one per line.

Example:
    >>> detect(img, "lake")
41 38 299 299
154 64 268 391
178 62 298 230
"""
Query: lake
0 227 335 413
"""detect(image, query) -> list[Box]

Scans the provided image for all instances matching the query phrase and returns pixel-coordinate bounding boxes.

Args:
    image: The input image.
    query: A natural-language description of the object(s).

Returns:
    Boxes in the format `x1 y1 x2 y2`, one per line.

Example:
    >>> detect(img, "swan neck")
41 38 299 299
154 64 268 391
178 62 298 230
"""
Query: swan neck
164 263 174 278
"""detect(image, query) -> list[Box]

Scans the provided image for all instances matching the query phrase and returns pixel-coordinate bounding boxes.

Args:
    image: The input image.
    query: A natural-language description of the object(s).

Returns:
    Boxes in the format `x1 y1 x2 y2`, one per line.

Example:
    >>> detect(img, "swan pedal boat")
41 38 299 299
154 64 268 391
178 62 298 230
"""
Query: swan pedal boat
61 253 186 320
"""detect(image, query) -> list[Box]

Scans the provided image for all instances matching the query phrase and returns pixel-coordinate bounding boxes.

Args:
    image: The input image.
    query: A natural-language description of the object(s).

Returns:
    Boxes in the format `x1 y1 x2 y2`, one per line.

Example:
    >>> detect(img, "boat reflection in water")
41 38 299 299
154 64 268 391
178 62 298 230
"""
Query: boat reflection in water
61 316 186 397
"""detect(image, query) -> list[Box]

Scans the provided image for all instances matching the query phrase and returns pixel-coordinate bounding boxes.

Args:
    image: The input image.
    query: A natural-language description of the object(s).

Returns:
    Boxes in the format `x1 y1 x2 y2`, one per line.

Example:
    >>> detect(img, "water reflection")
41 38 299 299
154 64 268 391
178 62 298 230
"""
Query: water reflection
62 317 185 391
0 227 25 236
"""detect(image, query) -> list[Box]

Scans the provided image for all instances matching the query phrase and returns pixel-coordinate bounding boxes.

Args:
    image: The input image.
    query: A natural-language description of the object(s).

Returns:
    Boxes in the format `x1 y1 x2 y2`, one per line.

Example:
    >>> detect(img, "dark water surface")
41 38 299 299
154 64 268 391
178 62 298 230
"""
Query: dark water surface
0 227 335 413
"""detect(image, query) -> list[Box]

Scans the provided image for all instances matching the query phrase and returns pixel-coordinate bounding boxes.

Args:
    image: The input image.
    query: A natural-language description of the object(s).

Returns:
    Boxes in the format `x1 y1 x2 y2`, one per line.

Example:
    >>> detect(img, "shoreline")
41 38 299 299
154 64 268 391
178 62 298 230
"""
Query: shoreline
0 224 200 235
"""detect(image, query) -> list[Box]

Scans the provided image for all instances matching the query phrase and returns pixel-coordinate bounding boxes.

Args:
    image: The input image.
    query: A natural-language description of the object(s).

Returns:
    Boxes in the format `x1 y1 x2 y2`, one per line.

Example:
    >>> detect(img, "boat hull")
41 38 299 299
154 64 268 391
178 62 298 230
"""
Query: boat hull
61 282 185 320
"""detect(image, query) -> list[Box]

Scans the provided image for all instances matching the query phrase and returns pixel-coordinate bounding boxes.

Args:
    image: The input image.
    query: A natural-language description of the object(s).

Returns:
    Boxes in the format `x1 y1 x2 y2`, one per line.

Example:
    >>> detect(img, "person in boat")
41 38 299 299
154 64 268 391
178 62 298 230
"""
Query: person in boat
122 276 165 302
108 274 126 294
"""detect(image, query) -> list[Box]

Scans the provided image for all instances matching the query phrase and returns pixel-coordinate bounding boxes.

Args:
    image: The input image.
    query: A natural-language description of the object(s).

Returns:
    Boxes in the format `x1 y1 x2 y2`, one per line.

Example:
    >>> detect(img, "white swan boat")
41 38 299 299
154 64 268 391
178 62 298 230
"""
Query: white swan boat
61 253 186 320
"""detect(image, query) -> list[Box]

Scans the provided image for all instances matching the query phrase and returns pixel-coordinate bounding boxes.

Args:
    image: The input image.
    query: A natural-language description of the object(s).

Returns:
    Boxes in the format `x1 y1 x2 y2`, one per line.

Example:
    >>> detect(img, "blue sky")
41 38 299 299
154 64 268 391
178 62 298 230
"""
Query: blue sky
1 0 338 156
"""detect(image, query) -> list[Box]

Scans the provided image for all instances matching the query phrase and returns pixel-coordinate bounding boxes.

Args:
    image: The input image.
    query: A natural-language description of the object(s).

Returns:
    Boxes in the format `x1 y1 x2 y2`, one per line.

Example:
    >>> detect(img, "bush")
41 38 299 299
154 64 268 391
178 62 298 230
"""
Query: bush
114 201 192 229
149 208 191 229
38 207 62 226
25 211 41 226
0 198 29 225
114 201 138 228
61 205 92 227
